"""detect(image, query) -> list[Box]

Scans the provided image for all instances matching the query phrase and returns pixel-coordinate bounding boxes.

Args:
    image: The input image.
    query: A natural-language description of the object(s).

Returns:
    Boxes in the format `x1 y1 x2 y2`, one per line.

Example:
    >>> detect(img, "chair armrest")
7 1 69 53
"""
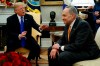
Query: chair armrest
36 32 42 45
37 32 42 36
32 28 41 45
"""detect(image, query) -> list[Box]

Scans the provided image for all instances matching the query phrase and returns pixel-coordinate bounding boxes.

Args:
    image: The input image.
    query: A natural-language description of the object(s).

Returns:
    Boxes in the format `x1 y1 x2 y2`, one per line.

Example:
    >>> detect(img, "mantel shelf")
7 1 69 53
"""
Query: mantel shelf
0 5 5 7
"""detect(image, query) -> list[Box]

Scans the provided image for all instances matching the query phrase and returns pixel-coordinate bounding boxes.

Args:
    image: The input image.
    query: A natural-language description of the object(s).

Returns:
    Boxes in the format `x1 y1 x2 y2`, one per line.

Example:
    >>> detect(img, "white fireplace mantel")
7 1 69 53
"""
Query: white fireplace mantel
0 7 14 24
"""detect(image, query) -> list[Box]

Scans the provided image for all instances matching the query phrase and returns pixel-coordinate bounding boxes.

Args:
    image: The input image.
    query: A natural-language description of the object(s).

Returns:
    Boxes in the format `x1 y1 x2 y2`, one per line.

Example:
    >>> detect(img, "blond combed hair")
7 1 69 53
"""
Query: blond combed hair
14 2 27 9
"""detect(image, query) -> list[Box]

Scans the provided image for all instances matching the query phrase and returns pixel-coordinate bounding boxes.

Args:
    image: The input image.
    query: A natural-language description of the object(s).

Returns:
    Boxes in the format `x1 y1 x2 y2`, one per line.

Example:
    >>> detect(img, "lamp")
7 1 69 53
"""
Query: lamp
71 0 95 6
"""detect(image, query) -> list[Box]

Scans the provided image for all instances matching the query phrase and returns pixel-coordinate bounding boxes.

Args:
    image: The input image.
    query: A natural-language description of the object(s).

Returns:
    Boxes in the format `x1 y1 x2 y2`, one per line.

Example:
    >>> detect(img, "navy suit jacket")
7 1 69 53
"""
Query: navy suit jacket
57 17 100 57
7 14 40 50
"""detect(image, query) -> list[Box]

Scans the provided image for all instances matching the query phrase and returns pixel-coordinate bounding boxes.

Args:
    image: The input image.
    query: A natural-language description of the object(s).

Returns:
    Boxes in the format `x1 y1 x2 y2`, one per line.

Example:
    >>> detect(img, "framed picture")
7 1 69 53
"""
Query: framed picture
40 0 63 6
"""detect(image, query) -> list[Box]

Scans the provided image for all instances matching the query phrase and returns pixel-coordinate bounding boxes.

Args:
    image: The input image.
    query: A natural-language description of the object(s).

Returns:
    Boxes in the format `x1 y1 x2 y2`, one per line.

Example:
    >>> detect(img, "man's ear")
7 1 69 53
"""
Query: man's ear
14 9 17 13
72 14 76 19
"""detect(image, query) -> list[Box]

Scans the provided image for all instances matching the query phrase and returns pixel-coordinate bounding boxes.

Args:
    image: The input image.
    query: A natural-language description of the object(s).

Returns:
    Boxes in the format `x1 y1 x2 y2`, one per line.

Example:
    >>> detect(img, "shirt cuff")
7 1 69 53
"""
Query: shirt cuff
61 46 64 51
39 27 42 32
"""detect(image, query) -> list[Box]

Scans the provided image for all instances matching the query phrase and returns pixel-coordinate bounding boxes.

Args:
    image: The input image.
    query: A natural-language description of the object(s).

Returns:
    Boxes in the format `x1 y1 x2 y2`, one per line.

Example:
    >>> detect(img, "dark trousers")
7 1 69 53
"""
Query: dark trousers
6 37 40 60
48 47 93 66
25 38 40 60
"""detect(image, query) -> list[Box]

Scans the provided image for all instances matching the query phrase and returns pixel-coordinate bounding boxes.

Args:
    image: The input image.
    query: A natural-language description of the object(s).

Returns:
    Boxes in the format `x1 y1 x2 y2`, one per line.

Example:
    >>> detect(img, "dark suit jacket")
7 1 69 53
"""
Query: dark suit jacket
57 17 100 58
6 14 40 50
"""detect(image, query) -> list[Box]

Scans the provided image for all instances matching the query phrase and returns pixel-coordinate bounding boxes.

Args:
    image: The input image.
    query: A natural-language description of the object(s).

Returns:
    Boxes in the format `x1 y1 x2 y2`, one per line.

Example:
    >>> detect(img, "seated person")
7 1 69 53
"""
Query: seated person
93 0 100 31
94 11 100 29
6 2 48 61
48 6 100 66
81 6 96 35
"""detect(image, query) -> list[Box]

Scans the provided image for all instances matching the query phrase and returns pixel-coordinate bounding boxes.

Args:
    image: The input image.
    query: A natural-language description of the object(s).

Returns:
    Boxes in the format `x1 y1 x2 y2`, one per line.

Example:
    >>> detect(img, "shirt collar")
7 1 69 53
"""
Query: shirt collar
70 19 76 29
17 14 24 23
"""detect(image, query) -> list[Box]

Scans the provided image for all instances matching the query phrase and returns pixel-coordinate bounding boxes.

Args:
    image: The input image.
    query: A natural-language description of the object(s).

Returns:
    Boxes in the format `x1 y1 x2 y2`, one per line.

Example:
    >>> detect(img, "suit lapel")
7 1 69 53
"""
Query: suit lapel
64 26 69 42
14 14 20 30
70 18 80 40
24 14 28 28
15 14 27 27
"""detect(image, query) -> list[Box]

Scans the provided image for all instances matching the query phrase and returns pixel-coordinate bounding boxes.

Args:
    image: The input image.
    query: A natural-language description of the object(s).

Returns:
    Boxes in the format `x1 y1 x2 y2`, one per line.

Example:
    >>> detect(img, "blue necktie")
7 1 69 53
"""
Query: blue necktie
20 16 25 47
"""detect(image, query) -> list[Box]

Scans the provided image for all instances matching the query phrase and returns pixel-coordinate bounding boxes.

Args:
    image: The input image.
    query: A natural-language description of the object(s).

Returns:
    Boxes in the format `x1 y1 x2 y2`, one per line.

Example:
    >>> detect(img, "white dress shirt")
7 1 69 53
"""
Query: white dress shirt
17 15 24 24
61 19 76 51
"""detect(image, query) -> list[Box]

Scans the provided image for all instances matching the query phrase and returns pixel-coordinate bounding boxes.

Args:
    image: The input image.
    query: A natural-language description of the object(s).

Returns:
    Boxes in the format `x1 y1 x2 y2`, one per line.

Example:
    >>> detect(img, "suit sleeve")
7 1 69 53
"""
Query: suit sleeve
29 15 40 32
7 17 19 40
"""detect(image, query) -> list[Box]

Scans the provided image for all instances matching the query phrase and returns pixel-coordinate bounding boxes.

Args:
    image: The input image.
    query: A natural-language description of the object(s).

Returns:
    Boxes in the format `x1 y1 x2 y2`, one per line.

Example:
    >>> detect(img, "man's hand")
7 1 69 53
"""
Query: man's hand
94 11 99 16
50 49 59 59
21 31 27 36
40 24 49 30
52 44 60 50
96 19 100 24
18 31 27 40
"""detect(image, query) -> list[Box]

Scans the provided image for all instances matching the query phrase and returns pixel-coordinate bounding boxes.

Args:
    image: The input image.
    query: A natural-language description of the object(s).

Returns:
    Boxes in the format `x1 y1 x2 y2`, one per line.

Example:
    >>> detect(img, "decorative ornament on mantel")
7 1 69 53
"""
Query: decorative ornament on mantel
4 0 27 8
6 0 12 7
0 0 5 6
0 0 5 3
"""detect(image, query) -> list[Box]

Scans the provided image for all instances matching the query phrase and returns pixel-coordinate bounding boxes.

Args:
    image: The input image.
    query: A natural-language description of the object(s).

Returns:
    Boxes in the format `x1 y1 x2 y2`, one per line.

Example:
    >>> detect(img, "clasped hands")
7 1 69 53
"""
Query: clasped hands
18 31 27 40
50 43 60 59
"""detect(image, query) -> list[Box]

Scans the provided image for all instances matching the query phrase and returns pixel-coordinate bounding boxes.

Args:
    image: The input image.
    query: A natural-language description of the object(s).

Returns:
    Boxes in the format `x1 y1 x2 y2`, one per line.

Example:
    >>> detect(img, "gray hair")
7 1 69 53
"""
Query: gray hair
65 6 78 17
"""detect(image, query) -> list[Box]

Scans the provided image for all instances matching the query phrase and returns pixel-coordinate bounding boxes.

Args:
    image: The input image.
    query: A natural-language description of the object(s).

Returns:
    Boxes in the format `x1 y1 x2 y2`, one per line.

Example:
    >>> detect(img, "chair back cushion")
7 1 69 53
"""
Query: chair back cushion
95 27 100 49
26 12 41 45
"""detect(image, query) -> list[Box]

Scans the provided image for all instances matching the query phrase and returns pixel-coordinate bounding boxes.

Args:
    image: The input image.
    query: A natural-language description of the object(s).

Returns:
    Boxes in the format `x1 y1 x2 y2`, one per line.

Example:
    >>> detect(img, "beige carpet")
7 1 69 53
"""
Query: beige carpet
31 48 48 64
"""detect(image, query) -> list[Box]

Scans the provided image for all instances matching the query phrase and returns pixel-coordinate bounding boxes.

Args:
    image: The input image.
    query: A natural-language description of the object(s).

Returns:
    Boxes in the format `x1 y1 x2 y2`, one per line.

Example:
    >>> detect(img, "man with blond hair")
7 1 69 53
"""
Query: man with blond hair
6 2 48 62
